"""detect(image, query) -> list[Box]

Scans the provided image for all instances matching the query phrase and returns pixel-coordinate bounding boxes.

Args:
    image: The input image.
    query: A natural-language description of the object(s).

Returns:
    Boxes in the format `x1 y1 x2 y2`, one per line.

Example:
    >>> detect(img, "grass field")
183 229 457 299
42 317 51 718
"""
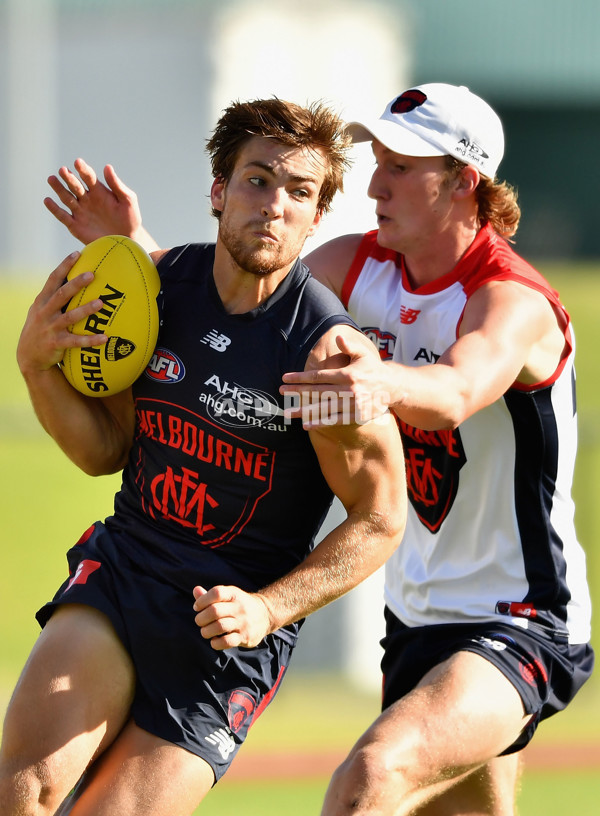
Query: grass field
2 265 600 814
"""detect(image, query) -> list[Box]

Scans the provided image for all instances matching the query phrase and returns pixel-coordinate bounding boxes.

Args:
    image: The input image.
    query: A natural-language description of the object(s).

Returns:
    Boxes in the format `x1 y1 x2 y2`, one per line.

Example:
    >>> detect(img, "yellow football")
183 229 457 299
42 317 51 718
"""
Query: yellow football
61 235 161 396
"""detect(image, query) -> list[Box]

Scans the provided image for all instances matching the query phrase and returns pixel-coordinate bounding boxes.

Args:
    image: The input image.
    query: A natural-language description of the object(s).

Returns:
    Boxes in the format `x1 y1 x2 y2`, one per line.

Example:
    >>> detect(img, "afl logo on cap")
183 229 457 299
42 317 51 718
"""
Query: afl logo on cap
391 89 427 114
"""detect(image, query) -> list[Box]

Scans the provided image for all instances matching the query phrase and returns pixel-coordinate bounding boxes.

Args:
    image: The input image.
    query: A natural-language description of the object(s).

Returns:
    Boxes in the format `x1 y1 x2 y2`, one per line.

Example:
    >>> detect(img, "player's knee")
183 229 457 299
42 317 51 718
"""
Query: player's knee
0 760 67 816
326 742 408 814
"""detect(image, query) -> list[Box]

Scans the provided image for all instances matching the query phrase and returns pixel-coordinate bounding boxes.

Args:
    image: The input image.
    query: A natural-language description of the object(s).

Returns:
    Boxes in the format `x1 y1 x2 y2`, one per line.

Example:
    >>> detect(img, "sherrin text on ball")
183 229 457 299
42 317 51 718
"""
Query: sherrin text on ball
61 235 160 396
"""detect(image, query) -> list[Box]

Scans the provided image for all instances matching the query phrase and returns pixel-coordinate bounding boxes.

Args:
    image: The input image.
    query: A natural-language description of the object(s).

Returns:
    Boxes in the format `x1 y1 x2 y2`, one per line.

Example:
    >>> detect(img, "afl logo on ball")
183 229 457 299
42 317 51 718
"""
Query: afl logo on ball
391 89 427 114
145 348 186 383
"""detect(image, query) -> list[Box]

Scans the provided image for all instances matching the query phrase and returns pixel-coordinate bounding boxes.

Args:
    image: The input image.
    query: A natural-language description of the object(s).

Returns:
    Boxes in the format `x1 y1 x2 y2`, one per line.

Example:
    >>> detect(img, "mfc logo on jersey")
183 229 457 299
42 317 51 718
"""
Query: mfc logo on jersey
201 330 231 352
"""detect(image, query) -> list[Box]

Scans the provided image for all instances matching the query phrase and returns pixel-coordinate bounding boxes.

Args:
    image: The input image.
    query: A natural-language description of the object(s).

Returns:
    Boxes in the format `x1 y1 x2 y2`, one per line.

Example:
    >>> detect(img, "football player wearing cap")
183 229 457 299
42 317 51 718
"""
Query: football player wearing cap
42 83 593 816
284 83 594 816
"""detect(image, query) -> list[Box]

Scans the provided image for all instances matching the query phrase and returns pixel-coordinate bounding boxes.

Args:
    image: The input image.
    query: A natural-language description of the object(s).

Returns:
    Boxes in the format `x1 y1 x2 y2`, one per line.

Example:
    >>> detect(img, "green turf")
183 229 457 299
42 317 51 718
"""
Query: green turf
193 770 600 816
199 778 329 816
2 268 600 812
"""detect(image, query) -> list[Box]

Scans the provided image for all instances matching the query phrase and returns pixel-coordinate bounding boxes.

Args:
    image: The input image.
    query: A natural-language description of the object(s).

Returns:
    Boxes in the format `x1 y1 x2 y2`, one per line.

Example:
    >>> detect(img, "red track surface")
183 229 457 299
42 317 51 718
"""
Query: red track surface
228 742 600 780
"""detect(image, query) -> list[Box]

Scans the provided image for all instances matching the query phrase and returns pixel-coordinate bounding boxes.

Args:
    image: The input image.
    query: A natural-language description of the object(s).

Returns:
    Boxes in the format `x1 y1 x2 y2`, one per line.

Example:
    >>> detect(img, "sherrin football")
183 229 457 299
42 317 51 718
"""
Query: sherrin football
61 235 161 396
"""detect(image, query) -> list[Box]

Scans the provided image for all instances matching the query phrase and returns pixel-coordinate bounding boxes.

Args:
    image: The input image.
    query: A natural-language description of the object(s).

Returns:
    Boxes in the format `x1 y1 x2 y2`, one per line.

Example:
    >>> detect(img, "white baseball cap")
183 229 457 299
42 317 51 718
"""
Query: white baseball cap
347 83 504 178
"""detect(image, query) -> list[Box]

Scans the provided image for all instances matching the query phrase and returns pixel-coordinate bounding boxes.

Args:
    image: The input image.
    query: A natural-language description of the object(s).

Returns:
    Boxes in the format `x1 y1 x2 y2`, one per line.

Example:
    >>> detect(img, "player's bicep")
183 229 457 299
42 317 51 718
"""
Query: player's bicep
304 322 378 374
308 411 406 519
441 282 558 408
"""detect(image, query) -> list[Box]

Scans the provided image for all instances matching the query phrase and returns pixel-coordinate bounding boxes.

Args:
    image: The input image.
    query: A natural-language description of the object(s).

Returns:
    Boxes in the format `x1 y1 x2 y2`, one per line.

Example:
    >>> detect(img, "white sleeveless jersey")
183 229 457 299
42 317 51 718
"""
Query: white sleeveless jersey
342 225 591 644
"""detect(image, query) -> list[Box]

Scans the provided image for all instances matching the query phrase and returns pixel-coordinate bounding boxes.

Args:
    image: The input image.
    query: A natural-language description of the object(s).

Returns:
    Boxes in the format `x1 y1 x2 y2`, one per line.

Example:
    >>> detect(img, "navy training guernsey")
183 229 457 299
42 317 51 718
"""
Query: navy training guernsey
108 243 355 621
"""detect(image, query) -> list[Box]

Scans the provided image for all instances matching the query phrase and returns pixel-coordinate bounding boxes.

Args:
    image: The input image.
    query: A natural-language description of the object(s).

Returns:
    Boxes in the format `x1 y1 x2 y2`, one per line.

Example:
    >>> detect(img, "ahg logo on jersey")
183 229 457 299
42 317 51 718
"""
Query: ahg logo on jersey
202 374 287 432
201 330 231 352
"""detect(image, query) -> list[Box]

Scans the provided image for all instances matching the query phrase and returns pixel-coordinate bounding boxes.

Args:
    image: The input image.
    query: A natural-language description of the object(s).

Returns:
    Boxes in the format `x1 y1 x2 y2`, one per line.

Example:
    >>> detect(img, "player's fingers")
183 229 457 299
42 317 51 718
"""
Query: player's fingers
195 615 238 640
207 633 243 651
57 165 88 198
192 586 211 612
37 252 81 300
193 596 239 628
60 295 104 330
74 157 98 188
280 382 347 403
335 331 371 358
47 174 80 210
280 368 350 387
43 195 74 226
335 333 352 356
104 164 136 200
62 325 108 350
46 266 98 316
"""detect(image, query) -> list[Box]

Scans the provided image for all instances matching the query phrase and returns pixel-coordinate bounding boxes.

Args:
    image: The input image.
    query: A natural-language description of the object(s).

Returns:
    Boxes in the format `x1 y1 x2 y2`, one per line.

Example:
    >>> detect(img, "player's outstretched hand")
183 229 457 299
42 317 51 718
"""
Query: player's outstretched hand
17 253 107 376
44 158 144 246
192 585 273 650
280 333 392 428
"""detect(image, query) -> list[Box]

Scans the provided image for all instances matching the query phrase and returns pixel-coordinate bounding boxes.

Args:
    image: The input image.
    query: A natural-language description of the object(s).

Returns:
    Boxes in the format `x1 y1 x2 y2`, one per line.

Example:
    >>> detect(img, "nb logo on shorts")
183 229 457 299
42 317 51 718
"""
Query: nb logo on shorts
205 727 236 760
201 330 231 352
473 636 508 652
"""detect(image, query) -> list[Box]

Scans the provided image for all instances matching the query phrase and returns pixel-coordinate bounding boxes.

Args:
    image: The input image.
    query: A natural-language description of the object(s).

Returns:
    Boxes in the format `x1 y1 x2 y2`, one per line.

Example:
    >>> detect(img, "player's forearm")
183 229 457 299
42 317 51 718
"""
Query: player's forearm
257 509 403 633
21 364 132 475
385 360 474 431
133 226 161 254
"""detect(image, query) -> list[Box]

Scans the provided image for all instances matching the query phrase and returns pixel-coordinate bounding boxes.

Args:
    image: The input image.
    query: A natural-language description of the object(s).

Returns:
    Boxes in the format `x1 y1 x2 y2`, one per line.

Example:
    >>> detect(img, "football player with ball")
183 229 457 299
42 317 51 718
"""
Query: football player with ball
37 83 595 816
4 99 407 816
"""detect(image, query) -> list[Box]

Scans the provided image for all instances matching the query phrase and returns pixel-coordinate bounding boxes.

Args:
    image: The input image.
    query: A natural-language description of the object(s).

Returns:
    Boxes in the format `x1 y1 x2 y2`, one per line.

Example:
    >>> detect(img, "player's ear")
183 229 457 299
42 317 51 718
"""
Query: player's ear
210 177 226 214
453 165 480 200
306 208 323 238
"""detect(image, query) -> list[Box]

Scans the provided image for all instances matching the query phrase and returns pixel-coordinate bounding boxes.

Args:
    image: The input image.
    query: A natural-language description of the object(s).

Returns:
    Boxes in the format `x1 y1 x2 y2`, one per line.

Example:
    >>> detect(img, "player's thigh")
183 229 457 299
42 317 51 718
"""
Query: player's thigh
322 652 529 815
354 650 528 781
1 604 136 794
409 649 530 764
68 720 215 816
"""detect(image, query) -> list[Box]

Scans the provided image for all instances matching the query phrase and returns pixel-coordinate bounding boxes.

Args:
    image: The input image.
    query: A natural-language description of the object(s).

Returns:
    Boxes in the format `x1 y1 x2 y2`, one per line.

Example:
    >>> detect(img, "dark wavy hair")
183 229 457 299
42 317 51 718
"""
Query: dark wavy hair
206 97 352 218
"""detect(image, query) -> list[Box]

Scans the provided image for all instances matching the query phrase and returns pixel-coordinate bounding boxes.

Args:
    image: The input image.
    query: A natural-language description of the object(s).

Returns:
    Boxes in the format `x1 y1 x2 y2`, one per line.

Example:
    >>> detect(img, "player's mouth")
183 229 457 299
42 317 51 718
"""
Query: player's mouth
251 225 279 243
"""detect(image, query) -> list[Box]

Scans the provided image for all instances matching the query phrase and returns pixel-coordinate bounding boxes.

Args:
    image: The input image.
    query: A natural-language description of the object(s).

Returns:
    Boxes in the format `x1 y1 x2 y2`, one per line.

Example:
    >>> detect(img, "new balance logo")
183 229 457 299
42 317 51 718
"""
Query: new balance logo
201 330 231 352
205 727 236 760
400 307 420 325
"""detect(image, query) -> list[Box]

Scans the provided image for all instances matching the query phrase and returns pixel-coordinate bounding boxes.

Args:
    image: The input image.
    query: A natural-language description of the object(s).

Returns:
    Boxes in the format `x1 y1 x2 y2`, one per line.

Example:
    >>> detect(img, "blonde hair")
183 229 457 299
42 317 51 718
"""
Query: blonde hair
444 156 521 240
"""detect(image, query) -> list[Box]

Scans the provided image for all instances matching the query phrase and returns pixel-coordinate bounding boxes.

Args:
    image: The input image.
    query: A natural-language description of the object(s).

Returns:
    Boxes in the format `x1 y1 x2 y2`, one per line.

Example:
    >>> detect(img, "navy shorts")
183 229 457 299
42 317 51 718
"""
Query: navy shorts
36 522 292 782
380 607 594 754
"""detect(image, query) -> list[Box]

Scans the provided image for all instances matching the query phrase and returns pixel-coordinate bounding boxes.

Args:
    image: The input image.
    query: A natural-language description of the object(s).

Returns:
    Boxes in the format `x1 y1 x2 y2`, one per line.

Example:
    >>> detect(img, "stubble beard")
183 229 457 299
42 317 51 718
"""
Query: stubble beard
218 214 300 277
